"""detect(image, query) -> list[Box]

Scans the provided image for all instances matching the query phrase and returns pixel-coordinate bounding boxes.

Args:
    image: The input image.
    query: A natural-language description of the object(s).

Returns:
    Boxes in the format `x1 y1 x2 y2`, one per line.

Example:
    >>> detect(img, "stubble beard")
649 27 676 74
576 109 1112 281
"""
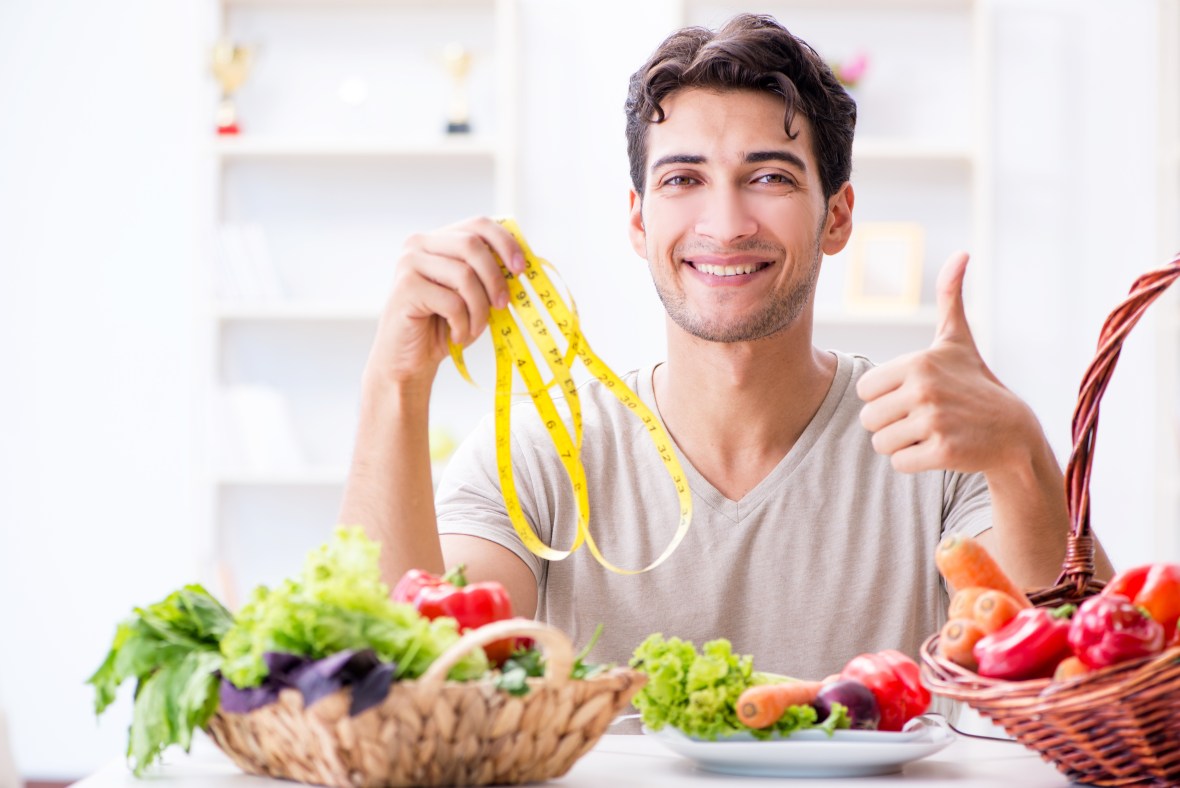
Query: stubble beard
650 219 826 344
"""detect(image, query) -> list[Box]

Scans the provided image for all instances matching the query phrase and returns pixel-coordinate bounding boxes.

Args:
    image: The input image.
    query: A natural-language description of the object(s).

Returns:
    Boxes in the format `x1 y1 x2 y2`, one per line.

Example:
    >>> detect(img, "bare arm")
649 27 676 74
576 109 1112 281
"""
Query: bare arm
858 253 1114 589
337 217 539 615
972 415 1114 589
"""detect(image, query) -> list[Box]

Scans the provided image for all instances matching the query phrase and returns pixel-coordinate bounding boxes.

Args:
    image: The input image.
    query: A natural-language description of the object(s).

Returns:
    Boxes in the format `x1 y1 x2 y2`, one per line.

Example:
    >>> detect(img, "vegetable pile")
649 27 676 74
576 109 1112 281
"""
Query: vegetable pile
87 526 589 776
629 634 930 740
935 534 1178 682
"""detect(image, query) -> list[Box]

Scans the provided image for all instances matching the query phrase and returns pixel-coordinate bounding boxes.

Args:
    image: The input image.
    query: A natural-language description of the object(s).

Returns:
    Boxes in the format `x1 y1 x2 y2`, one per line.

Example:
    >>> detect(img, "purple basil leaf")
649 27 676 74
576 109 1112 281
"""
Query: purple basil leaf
263 651 307 681
294 665 346 707
219 650 395 714
219 679 279 714
349 662 394 716
340 650 380 683
292 649 377 707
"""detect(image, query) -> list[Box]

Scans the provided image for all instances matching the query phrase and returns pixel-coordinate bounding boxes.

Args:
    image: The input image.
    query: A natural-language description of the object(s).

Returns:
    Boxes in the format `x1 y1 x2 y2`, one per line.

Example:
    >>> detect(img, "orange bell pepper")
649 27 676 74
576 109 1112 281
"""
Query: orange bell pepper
1103 563 1180 645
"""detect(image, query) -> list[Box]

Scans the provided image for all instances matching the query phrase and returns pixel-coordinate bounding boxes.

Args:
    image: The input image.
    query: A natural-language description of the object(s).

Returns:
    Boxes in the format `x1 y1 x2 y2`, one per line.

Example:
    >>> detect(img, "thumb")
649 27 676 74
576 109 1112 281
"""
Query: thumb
934 251 975 346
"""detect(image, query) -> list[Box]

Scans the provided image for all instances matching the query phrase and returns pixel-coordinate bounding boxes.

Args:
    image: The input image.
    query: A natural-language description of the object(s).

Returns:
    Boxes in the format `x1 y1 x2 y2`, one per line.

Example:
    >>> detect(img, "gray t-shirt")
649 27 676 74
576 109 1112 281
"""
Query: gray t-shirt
436 351 992 681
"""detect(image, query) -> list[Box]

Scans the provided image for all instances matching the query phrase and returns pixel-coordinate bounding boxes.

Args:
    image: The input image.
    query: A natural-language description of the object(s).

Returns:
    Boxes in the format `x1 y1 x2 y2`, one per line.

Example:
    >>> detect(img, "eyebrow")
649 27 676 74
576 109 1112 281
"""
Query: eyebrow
649 150 808 173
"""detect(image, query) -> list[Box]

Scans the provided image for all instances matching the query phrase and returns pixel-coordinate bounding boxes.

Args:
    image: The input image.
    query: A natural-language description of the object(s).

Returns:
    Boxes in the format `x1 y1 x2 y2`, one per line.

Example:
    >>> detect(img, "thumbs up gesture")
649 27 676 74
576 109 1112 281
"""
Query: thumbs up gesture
856 252 1034 475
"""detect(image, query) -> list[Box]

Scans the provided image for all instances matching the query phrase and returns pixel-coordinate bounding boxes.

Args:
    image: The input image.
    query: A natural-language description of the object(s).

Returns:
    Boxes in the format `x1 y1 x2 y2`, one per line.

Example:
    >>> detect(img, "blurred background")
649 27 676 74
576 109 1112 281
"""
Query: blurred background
0 0 1176 782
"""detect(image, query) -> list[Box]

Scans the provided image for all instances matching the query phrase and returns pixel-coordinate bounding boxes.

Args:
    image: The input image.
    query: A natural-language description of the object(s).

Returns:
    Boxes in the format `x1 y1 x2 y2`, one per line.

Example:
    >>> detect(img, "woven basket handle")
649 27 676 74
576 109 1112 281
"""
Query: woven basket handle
418 618 575 693
1055 254 1180 596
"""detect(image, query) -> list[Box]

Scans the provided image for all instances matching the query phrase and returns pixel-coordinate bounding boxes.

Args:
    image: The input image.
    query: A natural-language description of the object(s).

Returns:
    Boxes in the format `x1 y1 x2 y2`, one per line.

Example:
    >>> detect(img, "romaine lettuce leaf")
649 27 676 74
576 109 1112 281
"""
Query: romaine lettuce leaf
86 585 231 775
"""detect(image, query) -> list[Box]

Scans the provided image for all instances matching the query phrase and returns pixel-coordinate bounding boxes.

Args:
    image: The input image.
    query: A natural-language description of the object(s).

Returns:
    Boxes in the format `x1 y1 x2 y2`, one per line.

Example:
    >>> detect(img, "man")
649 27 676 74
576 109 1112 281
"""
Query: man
339 14 1111 681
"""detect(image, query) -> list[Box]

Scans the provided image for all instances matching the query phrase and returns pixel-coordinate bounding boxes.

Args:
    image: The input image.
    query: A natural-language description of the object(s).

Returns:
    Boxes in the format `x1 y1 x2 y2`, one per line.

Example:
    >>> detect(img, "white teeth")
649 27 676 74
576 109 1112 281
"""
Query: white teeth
694 262 761 276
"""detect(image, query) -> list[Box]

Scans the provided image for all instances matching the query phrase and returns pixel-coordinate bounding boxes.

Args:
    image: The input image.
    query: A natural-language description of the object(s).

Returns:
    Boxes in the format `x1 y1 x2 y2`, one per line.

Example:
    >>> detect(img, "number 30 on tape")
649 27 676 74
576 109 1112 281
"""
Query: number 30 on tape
447 218 692 575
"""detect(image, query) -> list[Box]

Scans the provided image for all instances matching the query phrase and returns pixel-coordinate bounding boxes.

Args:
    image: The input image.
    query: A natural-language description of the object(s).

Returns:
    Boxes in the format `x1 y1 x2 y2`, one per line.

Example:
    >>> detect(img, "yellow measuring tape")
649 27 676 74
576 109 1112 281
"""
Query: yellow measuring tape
448 218 692 574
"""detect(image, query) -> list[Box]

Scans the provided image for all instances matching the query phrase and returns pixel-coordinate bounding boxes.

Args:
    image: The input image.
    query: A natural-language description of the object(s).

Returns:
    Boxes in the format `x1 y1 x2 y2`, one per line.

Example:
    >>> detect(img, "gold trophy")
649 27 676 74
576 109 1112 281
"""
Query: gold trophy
442 42 473 134
211 39 253 135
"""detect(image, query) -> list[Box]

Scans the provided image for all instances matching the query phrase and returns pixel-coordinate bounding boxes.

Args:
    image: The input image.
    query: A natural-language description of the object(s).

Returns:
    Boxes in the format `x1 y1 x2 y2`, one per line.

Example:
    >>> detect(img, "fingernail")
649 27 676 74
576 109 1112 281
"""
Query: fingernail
495 291 509 309
513 253 526 273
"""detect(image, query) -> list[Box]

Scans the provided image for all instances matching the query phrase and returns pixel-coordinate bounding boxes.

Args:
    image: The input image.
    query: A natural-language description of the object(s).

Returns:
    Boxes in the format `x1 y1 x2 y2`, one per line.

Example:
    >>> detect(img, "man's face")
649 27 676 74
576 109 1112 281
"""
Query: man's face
629 88 852 343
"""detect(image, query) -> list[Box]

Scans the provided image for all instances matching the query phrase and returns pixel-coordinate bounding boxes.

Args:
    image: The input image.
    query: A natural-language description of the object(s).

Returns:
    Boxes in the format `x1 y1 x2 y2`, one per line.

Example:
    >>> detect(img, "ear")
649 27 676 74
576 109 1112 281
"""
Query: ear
820 182 854 256
628 189 647 259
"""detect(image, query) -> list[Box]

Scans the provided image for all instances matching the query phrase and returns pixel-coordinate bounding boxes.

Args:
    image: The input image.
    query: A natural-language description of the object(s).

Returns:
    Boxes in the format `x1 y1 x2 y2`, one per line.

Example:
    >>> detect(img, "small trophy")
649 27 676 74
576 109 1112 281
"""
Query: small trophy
211 39 253 135
442 42 473 134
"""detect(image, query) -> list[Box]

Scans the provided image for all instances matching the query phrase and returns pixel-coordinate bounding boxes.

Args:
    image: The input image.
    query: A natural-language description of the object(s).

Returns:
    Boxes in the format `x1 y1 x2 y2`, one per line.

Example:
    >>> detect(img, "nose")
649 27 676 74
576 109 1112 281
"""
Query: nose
694 185 757 244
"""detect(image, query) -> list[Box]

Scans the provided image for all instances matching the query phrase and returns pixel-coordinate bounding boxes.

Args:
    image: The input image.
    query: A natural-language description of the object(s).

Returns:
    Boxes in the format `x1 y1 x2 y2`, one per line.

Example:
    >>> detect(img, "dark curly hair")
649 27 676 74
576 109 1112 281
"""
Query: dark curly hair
624 13 856 200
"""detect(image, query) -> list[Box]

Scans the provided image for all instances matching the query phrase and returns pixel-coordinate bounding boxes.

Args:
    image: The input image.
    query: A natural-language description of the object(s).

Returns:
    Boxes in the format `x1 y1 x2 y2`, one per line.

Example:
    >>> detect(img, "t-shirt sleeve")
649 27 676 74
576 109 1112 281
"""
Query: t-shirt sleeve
434 413 547 586
941 469 993 539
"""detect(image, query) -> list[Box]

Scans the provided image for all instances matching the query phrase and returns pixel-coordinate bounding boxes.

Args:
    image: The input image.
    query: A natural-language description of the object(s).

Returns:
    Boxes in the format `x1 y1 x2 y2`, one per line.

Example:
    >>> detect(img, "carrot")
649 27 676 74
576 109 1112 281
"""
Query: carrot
938 618 986 671
935 534 1031 607
1052 656 1091 683
973 589 1024 634
948 586 991 621
736 680 824 729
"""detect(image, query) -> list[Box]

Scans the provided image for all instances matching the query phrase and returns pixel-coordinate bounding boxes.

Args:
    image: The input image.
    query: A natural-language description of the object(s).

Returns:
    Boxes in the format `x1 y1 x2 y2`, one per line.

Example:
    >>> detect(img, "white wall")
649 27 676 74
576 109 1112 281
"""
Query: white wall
989 0 1161 571
0 0 1166 779
0 0 209 778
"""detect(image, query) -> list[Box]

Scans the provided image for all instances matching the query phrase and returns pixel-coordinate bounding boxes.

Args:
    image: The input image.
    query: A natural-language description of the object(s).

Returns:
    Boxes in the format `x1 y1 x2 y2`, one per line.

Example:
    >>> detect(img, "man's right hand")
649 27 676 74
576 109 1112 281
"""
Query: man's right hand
367 216 527 389
340 217 531 596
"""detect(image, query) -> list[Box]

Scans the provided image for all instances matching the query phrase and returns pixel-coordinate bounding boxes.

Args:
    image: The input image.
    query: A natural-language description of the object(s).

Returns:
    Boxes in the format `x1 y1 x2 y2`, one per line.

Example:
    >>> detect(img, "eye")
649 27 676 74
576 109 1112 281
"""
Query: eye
661 174 699 187
755 172 797 186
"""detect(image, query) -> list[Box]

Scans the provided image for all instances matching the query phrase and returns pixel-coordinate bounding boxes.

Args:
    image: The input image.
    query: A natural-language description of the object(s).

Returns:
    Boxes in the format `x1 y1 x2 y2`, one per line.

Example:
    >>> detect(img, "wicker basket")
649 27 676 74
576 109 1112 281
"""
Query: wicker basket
204 618 646 787
920 255 1180 787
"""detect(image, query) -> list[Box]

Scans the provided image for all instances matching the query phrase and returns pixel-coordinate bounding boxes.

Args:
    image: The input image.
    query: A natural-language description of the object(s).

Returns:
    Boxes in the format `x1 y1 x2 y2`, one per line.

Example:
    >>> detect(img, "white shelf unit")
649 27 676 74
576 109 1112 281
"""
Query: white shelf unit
1156 0 1180 561
679 0 992 361
202 0 519 603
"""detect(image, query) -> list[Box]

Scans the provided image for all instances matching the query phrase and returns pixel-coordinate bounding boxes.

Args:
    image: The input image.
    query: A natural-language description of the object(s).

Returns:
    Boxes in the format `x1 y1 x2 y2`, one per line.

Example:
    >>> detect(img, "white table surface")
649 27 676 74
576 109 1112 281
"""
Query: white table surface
72 730 1075 787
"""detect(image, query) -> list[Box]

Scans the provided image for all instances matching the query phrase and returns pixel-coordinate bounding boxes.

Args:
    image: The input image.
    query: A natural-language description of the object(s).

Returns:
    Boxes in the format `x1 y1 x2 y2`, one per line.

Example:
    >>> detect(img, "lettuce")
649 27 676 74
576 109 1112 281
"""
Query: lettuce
219 525 487 688
89 526 490 776
86 585 232 775
629 634 849 741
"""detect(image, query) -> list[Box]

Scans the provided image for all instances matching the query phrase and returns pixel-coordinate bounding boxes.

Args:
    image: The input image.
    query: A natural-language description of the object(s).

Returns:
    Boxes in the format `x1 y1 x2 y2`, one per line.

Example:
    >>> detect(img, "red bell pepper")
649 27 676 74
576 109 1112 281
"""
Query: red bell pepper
1103 563 1180 646
1068 593 1165 669
392 565 516 664
840 649 931 732
973 603 1075 680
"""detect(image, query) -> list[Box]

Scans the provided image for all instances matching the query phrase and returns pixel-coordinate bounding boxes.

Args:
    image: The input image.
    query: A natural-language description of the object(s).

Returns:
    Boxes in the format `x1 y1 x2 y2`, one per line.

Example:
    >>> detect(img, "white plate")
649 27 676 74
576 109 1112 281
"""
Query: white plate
642 716 955 778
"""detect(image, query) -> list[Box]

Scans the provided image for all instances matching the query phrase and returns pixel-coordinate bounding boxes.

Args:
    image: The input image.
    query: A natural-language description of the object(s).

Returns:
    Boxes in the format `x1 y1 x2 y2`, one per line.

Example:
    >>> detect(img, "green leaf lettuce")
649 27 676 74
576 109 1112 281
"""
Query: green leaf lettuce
219 525 487 688
629 633 850 741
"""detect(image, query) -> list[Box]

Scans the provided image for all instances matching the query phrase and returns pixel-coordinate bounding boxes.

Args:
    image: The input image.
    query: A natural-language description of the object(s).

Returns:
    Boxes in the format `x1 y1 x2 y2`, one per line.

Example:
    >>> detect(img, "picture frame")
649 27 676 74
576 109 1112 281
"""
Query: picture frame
844 222 924 312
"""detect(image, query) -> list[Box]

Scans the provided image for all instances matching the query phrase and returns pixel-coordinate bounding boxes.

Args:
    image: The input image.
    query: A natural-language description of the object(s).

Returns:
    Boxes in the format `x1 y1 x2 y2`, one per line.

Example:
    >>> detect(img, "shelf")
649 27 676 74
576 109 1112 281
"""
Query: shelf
216 302 381 322
218 468 348 486
212 136 500 161
815 306 938 327
685 0 972 10
221 0 494 7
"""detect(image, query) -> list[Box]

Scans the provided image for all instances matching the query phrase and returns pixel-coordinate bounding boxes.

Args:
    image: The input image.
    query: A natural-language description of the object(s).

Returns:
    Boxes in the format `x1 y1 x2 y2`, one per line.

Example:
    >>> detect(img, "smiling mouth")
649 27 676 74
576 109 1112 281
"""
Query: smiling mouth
688 261 772 277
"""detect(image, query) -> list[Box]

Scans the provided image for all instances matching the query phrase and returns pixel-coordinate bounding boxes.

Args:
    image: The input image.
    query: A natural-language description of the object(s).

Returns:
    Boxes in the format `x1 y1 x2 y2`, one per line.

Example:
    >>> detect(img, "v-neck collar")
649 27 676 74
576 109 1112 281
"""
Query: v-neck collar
635 352 851 523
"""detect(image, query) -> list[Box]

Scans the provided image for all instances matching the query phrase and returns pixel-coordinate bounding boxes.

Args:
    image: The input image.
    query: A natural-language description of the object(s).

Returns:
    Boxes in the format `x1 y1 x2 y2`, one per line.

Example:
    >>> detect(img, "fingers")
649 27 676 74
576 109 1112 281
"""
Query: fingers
934 251 973 345
399 217 527 345
883 440 943 474
855 350 916 403
858 386 912 434
863 401 949 473
408 220 522 305
414 254 496 344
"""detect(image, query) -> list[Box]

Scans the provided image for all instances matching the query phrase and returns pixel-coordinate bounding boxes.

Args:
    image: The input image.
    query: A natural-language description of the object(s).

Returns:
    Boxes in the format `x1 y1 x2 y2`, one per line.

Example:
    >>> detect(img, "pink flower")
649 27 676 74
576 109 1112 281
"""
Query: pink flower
838 52 869 86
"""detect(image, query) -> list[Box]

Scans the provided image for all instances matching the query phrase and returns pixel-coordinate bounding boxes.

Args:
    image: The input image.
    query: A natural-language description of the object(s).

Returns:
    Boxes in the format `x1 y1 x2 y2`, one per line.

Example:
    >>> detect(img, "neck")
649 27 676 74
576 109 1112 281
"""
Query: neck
653 315 837 496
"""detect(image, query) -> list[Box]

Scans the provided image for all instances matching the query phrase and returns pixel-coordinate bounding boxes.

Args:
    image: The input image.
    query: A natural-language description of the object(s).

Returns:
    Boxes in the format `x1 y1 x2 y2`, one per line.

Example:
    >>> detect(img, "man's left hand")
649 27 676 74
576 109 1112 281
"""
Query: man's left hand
856 252 1035 474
